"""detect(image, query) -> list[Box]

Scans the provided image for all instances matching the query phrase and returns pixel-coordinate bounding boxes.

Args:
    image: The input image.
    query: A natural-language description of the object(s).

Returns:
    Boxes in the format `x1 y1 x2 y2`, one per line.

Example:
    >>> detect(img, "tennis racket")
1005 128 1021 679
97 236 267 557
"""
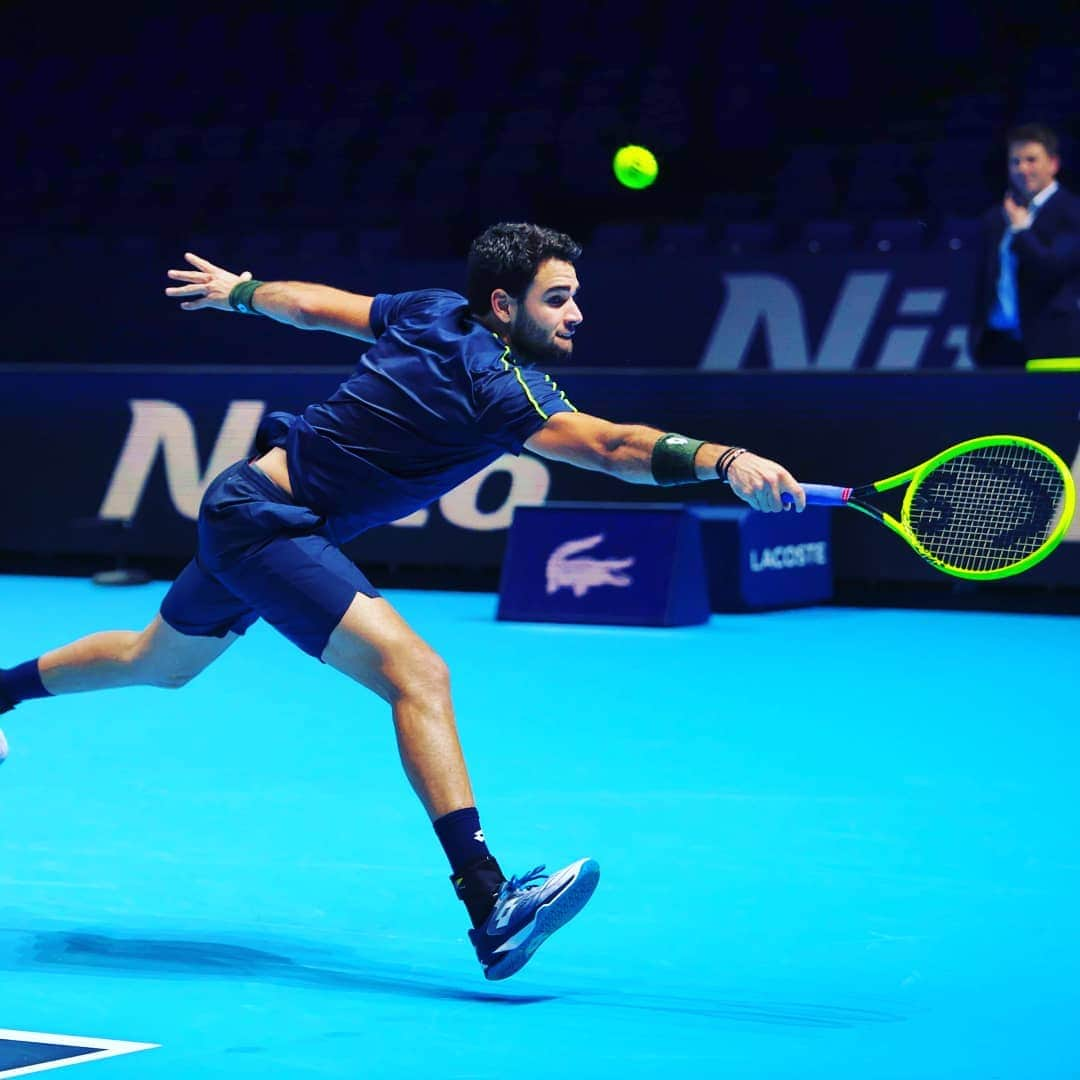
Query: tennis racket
783 434 1075 580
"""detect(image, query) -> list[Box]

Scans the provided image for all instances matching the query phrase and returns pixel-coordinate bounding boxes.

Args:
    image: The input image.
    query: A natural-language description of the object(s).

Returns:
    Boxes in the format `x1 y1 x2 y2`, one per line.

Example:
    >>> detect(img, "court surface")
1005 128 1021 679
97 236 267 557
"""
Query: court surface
1 574 1078 1079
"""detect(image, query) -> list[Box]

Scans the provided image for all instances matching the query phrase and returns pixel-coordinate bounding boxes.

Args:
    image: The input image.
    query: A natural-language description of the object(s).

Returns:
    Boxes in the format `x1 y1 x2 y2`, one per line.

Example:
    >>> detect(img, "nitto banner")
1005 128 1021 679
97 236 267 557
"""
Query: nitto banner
1 366 1078 589
10 250 977 372
693 259 975 370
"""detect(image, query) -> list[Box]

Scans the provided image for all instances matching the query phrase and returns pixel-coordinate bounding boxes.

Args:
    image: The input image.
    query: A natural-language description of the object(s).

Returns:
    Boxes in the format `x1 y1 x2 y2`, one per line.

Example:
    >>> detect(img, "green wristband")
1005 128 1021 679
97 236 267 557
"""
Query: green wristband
651 433 705 486
228 279 265 314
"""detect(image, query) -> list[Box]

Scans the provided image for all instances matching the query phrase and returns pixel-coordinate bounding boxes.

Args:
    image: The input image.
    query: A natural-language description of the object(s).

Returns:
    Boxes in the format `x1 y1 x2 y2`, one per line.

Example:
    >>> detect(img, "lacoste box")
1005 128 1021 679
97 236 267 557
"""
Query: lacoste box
496 503 710 626
689 505 833 611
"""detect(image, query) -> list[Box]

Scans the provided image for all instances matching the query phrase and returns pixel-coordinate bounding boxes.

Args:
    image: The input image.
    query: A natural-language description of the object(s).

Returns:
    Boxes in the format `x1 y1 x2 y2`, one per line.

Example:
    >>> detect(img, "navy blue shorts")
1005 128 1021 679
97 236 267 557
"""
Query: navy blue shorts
160 461 379 658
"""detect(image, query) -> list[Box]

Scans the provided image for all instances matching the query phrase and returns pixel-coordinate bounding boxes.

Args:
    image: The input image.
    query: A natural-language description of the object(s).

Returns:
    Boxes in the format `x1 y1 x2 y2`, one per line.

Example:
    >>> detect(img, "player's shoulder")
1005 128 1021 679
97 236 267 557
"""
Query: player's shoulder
404 287 467 305
370 288 466 334
382 288 467 319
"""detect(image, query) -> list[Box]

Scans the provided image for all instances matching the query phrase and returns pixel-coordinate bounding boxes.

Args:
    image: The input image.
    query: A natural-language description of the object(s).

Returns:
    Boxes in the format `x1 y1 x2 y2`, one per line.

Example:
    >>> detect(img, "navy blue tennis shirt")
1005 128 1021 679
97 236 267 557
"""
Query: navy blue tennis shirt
256 289 577 543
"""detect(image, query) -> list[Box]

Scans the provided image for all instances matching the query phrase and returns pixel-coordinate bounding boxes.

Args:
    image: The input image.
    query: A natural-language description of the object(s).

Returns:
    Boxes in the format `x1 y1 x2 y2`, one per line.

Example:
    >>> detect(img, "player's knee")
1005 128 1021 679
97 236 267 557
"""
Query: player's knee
393 642 450 703
149 668 200 690
134 659 202 689
127 629 207 689
424 649 451 695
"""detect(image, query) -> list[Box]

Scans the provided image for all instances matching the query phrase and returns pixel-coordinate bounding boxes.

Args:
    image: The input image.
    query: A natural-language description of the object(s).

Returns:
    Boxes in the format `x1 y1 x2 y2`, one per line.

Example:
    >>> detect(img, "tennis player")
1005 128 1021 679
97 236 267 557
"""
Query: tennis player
0 223 805 980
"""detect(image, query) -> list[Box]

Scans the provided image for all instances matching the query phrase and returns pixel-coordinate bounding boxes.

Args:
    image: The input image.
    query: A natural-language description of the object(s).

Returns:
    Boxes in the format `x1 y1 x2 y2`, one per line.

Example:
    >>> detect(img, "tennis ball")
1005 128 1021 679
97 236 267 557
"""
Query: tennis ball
613 145 658 189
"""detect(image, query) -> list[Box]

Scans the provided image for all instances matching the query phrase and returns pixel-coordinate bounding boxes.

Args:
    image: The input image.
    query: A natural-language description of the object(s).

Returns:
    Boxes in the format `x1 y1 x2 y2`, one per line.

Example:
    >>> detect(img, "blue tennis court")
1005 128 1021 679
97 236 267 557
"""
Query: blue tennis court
2 573 1078 1078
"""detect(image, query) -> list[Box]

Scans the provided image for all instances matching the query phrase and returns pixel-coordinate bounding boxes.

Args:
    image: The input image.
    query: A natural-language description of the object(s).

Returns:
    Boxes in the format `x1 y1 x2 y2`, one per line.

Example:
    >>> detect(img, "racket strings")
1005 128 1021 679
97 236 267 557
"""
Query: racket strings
906 444 1068 572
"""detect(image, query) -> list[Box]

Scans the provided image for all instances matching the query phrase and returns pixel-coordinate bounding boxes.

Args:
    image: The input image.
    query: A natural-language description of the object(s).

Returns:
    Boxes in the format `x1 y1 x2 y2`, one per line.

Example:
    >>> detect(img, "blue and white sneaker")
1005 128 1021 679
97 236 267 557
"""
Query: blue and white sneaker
469 858 599 981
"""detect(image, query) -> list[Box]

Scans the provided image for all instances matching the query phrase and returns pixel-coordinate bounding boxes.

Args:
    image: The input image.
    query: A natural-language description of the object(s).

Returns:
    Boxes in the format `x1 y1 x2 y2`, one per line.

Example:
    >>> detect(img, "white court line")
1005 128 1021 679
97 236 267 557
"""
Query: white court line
0 1030 158 1078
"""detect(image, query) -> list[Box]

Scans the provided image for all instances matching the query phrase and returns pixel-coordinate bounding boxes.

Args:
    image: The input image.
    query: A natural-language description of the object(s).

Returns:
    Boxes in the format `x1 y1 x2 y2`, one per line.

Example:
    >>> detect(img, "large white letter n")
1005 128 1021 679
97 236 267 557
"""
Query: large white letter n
99 399 265 521
700 274 811 370
700 272 890 370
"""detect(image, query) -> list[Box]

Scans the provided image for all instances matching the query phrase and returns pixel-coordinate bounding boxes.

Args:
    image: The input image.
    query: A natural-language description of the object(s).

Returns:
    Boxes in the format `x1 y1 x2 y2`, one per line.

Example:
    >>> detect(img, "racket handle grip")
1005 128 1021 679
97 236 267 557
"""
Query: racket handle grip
782 484 851 507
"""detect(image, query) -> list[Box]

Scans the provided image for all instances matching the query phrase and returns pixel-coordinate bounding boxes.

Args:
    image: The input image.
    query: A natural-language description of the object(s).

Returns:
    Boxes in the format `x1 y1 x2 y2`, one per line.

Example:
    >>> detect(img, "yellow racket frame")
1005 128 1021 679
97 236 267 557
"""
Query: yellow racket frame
861 435 1075 580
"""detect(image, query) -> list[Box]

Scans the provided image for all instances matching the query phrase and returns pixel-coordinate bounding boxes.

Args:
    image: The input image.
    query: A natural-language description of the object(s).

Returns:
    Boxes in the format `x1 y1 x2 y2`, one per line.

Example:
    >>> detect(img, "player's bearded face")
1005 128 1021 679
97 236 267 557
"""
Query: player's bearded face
509 306 570 363
509 259 582 364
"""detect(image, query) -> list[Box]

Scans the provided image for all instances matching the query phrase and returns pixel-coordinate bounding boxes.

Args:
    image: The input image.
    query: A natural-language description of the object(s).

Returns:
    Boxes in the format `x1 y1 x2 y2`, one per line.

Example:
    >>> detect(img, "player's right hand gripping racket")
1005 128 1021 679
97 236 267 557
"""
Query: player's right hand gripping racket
784 435 1075 580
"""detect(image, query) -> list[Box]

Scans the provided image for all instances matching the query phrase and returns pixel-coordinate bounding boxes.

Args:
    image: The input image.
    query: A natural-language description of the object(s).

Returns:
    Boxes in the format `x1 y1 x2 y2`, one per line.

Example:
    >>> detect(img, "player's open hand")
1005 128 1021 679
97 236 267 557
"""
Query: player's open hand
165 252 251 311
728 452 805 512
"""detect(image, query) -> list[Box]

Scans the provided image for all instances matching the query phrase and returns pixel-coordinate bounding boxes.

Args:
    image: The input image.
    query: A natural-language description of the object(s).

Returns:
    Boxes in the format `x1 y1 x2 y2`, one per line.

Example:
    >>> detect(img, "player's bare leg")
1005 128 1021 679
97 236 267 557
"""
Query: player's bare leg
320 592 472 820
0 616 237 768
320 590 598 980
38 615 239 694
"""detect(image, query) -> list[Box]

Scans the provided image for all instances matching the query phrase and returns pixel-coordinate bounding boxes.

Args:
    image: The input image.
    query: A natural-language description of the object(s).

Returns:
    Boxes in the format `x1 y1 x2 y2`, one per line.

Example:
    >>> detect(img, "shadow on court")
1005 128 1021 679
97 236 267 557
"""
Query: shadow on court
18 929 906 1030
22 929 555 1006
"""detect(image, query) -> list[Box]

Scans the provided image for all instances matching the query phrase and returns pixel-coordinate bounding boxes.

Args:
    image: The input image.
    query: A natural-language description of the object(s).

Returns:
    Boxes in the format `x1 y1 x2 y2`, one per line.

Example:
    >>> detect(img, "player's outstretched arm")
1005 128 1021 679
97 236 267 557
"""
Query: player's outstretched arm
165 252 377 341
524 411 805 513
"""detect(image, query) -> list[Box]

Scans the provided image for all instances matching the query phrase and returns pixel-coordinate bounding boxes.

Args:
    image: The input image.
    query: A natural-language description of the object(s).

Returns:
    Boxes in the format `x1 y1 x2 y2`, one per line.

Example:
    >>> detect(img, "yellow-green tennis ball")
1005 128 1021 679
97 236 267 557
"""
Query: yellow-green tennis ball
613 145 658 189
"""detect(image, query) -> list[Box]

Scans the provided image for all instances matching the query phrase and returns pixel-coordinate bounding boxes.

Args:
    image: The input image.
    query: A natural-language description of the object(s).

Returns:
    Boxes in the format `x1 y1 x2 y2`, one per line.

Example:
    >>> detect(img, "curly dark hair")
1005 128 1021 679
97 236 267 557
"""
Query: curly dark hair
466 222 582 317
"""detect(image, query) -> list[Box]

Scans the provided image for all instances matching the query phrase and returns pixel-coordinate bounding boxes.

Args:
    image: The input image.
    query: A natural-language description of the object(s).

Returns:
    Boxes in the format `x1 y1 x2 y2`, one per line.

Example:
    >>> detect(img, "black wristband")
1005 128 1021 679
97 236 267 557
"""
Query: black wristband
228 279 265 314
651 433 705 486
716 447 748 482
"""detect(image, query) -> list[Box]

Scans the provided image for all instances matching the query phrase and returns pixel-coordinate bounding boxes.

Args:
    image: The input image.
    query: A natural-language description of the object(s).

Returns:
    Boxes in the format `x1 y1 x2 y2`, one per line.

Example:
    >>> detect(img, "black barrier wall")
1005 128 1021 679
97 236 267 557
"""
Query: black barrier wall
1 367 1077 592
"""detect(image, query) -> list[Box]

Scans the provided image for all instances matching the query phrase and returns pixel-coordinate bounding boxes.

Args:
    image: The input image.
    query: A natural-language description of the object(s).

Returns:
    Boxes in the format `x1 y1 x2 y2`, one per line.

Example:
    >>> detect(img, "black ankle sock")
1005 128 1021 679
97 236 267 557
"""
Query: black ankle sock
433 806 491 870
0 661 50 709
452 855 507 927
433 807 506 926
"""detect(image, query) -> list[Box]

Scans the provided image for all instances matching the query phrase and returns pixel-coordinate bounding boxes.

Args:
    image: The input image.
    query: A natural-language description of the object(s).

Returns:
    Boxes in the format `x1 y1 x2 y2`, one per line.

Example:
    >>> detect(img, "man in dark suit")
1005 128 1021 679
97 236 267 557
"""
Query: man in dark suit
971 123 1080 368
